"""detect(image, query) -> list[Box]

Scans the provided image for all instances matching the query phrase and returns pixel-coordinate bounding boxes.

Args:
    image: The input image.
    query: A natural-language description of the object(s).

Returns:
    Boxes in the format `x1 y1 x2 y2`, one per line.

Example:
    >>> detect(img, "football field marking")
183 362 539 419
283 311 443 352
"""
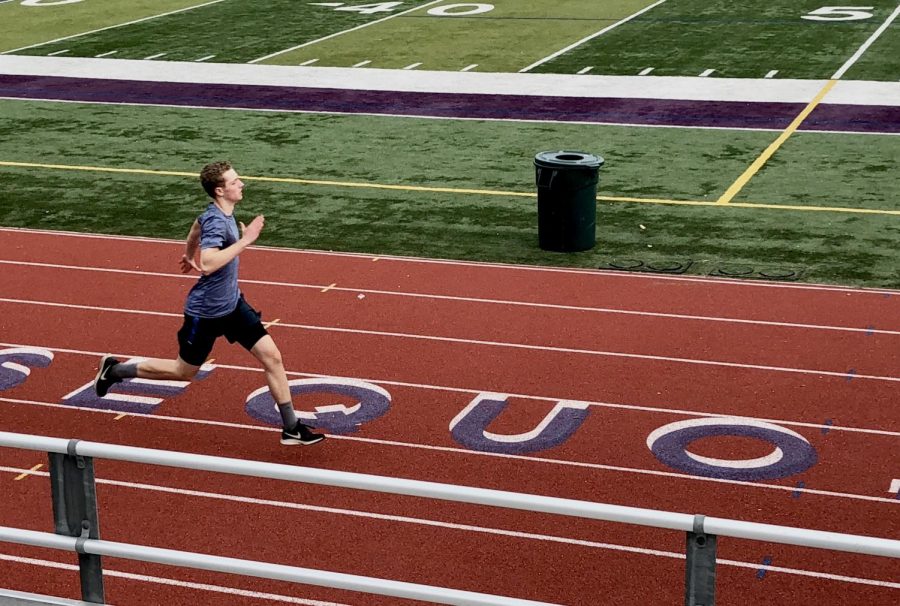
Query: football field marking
832 4 900 79
2 159 899 217
248 0 446 64
0 0 227 54
716 79 837 204
717 4 900 205
519 0 668 72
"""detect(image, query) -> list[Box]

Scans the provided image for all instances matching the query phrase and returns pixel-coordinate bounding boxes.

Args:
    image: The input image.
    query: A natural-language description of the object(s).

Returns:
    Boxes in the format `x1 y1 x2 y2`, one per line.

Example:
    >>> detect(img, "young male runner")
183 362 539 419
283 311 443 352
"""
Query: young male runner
94 161 324 446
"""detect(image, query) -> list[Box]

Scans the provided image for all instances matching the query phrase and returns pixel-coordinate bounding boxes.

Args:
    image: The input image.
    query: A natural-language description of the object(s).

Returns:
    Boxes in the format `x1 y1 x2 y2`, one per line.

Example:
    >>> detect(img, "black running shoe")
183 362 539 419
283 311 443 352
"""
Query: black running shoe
281 422 325 446
94 355 122 397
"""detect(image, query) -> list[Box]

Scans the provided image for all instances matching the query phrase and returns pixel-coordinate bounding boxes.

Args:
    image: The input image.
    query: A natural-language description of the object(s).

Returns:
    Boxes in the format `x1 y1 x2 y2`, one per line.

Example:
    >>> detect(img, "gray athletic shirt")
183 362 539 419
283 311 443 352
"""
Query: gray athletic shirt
184 203 240 318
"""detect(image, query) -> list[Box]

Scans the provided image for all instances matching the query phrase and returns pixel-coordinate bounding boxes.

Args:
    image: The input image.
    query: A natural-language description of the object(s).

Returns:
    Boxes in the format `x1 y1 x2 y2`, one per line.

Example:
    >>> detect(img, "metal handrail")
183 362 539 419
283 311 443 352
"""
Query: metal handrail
1 430 898 606
0 526 555 606
1 431 897 558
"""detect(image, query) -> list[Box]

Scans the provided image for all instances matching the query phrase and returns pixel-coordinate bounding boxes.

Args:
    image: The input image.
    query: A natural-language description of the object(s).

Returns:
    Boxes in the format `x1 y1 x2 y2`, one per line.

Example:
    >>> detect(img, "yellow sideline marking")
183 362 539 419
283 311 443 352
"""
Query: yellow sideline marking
602 195 900 216
1 157 897 216
320 283 337 293
14 464 43 481
717 79 837 205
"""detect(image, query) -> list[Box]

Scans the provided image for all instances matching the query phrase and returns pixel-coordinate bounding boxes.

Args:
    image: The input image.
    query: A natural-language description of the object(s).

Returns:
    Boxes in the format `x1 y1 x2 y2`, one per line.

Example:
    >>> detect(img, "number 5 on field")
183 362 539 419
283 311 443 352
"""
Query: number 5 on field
802 6 874 21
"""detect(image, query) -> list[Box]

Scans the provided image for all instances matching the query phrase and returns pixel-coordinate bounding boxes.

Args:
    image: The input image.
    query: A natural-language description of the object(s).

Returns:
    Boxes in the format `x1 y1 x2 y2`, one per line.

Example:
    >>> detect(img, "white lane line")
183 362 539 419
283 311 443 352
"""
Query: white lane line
143 52 168 60
1 227 898 297
195 54 216 62
352 60 372 68
2 296 897 382
403 62 422 70
520 0 668 72
94 50 119 58
699 69 715 77
832 4 900 79
248 0 446 64
639 67 654 75
1 259 898 335
461 64 478 72
1 475 897 589
2 395 899 504
2 341 899 438
765 70 779 79
577 66 593 74
299 59 319 66
0 0 228 55
46 49 69 56
0 554 349 605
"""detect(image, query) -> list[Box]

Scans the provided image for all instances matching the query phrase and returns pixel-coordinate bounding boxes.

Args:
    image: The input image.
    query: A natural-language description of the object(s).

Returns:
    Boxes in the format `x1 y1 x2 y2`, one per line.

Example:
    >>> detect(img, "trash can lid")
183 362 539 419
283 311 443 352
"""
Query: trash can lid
534 150 604 169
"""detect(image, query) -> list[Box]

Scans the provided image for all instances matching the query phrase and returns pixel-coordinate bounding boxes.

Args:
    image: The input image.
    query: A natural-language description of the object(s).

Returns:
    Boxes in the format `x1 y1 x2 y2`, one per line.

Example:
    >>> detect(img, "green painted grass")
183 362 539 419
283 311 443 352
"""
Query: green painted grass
7 0 427 62
0 0 212 53
840 13 900 80
4 0 896 79
529 0 900 79
262 0 652 71
0 99 897 287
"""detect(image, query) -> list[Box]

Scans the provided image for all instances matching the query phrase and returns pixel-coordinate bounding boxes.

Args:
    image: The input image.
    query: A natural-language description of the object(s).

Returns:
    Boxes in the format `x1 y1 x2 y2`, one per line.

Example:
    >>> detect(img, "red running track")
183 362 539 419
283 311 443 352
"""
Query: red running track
0 227 898 605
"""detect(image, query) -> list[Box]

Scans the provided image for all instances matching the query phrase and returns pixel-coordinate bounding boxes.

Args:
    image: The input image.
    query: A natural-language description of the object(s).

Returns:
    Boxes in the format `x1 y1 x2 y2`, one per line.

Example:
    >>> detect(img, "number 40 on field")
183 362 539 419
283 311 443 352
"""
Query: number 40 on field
310 2 495 16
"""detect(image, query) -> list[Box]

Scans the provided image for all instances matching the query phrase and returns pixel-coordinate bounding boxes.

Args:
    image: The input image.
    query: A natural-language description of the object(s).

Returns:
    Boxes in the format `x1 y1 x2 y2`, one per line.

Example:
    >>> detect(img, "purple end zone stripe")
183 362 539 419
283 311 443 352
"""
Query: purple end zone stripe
0 74 895 132
804 104 900 134
0 73 792 129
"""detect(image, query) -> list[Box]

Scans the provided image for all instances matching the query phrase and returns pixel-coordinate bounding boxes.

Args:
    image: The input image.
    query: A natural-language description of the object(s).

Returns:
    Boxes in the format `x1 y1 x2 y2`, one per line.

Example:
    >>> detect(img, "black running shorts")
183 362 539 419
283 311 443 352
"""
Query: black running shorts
177 296 268 366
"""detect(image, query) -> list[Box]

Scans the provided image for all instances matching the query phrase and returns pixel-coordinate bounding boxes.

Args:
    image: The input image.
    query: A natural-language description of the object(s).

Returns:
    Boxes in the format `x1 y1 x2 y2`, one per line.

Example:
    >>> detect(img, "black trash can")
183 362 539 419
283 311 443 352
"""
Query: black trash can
534 151 604 252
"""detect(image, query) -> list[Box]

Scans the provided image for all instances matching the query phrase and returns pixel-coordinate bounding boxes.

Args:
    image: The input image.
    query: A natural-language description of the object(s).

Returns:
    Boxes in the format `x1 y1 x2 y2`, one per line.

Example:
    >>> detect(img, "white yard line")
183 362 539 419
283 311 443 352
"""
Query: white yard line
247 0 446 64
832 4 900 79
519 0 668 72
0 0 228 55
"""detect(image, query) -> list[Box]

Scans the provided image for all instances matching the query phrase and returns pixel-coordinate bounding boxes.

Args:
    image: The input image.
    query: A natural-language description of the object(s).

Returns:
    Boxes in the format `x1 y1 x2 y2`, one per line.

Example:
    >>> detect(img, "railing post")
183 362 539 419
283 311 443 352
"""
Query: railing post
48 439 105 604
685 514 717 606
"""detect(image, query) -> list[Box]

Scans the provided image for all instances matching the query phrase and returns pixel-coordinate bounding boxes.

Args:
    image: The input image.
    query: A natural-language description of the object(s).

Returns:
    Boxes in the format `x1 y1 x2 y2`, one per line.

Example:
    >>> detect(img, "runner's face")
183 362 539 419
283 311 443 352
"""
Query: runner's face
218 169 244 203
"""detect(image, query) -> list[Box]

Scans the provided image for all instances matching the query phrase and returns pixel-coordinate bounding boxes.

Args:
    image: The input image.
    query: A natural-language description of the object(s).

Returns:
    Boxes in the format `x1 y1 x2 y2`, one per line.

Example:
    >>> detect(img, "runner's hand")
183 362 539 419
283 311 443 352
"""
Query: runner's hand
240 215 265 244
180 254 201 274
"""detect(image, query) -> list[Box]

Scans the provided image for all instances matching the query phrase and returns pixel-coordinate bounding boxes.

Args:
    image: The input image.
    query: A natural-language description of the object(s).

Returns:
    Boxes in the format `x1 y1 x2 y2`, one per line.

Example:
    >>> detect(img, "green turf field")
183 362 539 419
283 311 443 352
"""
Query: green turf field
3 0 898 79
0 99 896 287
0 1 897 287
